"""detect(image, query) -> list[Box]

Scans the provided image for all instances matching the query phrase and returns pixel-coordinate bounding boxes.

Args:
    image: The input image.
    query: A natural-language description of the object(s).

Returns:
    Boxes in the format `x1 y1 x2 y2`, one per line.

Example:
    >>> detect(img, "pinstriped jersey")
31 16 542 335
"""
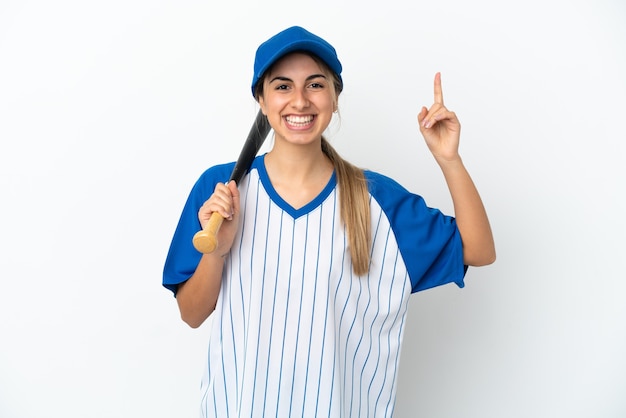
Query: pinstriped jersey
163 154 466 418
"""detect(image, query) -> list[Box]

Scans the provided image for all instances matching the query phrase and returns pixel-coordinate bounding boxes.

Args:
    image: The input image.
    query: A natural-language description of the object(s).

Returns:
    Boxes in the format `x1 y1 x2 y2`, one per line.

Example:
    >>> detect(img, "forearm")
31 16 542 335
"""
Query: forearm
175 253 225 328
437 156 496 266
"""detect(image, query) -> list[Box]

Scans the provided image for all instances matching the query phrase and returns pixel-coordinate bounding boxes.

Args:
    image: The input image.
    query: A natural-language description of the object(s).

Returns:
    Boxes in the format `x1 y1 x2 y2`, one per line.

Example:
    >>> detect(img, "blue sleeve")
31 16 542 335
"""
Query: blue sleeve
162 162 235 296
366 171 467 293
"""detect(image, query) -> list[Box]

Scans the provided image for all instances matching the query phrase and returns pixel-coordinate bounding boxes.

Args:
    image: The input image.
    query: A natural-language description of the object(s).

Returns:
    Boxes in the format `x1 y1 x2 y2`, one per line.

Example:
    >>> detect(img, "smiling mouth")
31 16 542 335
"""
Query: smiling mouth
285 115 315 127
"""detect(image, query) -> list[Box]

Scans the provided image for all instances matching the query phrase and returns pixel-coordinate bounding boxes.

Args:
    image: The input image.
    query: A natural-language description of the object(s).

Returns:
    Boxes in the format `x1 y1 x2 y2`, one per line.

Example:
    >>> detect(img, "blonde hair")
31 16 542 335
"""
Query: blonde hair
254 53 372 275
321 137 371 275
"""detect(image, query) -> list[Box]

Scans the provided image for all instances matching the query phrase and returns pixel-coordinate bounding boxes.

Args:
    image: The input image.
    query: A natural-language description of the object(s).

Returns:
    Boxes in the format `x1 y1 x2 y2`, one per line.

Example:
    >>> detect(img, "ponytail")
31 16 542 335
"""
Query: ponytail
321 138 371 276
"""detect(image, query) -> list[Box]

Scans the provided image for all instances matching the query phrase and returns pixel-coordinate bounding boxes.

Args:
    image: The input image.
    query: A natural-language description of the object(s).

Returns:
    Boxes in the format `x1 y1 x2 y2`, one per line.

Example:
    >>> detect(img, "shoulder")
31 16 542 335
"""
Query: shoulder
197 161 236 184
188 155 265 203
181 162 234 204
364 169 422 211
196 154 265 185
364 170 409 195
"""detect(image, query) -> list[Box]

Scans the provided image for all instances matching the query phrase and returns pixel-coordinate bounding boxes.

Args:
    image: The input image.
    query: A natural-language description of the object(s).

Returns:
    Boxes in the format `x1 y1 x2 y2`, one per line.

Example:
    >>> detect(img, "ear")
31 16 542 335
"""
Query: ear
258 96 267 115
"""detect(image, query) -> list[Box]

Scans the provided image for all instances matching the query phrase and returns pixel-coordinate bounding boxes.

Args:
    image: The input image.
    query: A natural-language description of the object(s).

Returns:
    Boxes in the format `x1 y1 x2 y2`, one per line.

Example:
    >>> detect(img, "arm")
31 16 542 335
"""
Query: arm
418 73 496 266
435 157 495 266
176 253 225 328
175 181 240 328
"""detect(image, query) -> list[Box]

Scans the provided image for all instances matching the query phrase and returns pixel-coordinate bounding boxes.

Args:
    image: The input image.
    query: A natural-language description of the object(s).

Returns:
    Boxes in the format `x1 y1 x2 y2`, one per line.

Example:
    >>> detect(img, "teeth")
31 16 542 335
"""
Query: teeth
286 115 313 125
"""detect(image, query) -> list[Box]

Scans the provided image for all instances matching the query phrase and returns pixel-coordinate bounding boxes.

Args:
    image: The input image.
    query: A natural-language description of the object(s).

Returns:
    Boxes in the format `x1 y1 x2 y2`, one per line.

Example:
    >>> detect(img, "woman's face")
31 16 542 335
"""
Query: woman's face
259 52 336 148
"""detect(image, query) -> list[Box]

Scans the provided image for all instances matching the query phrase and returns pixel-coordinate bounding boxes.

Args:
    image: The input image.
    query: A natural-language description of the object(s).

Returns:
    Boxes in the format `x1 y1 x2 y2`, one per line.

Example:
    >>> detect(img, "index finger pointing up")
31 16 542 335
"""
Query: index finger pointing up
434 72 444 105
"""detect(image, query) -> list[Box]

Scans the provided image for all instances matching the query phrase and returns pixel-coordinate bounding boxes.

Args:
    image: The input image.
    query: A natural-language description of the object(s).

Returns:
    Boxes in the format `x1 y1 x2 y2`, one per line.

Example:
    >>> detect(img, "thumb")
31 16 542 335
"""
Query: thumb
227 180 240 215
417 106 428 132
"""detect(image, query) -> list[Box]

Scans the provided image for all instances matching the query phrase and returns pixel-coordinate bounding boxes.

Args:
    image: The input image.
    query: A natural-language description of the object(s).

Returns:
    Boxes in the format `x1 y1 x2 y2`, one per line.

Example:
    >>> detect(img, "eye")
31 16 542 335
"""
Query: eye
274 83 290 91
308 80 326 89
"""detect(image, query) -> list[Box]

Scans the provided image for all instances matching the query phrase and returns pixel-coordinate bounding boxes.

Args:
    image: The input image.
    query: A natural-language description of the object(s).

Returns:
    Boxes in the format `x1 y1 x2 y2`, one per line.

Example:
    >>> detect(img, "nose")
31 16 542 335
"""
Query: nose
290 88 310 110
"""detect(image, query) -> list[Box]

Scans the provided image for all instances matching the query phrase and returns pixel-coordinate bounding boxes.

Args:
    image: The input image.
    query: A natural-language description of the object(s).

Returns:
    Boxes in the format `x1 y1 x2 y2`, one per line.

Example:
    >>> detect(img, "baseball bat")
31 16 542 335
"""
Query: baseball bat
192 109 271 254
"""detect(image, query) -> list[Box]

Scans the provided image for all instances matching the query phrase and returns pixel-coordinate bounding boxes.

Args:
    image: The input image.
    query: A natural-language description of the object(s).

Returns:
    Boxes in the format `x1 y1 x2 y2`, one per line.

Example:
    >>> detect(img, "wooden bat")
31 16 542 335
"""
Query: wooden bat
192 109 271 254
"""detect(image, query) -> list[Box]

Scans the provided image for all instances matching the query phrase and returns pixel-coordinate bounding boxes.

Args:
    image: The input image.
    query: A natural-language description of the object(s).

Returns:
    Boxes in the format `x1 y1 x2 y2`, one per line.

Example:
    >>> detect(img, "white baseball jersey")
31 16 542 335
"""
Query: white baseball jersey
163 154 466 418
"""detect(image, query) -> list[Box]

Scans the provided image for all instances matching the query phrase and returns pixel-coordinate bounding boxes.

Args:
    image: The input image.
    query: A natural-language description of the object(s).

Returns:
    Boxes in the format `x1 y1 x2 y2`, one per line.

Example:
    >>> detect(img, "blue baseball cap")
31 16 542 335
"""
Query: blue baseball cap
251 26 343 97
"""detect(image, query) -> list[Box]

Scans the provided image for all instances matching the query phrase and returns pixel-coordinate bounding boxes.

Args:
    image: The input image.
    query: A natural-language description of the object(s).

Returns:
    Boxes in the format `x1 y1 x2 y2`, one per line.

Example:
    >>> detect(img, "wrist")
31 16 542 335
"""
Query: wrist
204 251 229 263
434 154 463 169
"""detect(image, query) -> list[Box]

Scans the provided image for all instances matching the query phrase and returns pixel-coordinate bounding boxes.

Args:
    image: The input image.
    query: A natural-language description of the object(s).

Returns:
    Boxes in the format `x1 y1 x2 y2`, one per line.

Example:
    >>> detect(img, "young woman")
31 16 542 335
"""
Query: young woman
163 26 495 418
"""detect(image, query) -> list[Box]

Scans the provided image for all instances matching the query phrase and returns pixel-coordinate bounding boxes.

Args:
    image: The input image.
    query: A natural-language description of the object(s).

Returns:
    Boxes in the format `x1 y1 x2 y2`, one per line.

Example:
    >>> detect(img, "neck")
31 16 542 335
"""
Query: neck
263 146 334 210
265 141 332 184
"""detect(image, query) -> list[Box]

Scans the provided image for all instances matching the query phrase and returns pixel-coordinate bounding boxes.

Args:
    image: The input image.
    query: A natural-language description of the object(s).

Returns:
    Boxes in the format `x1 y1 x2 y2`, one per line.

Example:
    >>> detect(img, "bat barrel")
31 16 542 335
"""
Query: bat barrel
229 111 271 183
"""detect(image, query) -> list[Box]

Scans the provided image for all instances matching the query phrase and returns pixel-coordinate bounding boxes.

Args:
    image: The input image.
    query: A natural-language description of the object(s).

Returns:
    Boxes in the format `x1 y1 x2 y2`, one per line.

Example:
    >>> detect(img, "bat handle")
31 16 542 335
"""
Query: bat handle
192 211 225 254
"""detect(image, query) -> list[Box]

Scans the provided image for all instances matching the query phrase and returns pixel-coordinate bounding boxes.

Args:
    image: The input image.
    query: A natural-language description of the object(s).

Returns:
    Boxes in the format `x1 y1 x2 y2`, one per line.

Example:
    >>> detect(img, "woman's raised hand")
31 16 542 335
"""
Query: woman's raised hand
417 72 462 162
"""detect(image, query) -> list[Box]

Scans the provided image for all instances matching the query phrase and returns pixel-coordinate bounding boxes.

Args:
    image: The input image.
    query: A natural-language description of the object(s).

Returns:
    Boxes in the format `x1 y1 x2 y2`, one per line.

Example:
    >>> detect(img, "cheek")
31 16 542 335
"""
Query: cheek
260 94 289 115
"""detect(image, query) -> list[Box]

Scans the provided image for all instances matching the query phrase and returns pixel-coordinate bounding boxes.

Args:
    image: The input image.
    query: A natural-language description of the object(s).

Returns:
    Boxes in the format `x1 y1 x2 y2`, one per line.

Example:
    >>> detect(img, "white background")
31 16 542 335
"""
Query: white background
1 0 625 417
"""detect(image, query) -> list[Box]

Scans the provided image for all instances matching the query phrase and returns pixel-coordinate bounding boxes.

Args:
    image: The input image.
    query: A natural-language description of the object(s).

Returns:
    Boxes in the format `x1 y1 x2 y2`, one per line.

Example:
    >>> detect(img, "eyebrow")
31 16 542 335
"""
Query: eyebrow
269 74 327 84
